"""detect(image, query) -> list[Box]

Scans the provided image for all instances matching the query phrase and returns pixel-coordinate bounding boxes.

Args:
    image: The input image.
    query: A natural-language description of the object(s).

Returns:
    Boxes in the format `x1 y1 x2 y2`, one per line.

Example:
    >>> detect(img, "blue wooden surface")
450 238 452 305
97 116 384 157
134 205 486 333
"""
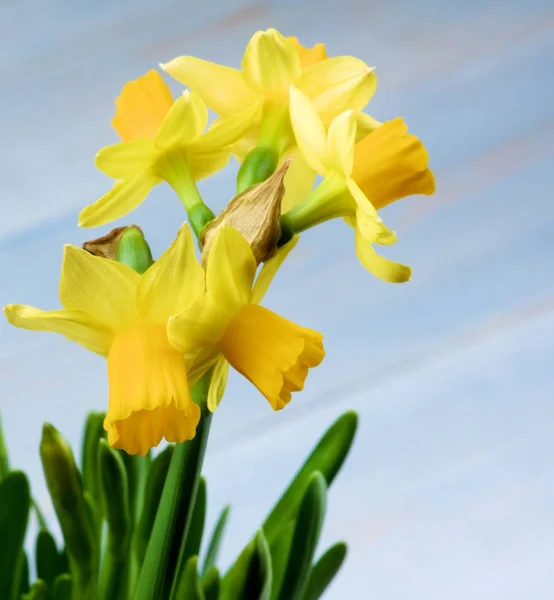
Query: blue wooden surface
1 0 554 597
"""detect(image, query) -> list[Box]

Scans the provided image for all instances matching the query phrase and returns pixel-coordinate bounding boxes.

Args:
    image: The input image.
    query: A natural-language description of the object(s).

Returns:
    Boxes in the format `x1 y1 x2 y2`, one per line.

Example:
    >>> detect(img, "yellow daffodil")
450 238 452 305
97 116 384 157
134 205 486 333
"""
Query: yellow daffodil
79 70 257 232
5 226 206 456
168 228 324 412
161 29 376 160
282 86 435 282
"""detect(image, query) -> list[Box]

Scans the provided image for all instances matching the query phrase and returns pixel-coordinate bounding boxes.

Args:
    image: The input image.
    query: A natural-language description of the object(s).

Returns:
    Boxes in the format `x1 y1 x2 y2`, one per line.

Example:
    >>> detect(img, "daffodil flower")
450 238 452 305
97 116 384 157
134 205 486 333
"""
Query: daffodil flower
161 29 376 160
5 225 205 456
168 228 324 412
79 70 257 233
282 86 436 283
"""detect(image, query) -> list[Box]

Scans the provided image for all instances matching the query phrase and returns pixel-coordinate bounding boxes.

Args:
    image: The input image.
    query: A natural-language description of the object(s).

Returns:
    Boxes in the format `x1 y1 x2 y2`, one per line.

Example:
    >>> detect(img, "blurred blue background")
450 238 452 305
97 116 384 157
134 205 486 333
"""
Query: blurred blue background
2 0 554 597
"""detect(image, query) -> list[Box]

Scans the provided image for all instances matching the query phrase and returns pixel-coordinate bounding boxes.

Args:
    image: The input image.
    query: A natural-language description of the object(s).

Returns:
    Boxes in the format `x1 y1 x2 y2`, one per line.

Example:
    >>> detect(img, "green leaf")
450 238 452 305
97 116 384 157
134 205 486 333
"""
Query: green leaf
134 445 174 568
268 521 295 600
98 439 131 600
277 472 327 600
202 505 230 576
31 498 48 531
36 529 65 588
52 574 73 600
302 542 347 600
263 412 356 543
222 529 272 600
21 580 49 600
173 556 205 600
0 412 10 481
181 477 207 566
18 551 30 597
81 412 106 534
202 566 220 600
40 424 98 600
135 373 212 600
0 471 31 600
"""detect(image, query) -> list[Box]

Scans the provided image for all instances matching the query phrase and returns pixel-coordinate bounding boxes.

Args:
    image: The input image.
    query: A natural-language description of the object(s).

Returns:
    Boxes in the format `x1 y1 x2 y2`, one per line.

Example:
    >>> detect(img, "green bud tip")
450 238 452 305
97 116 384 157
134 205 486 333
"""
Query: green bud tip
237 146 280 193
115 226 154 275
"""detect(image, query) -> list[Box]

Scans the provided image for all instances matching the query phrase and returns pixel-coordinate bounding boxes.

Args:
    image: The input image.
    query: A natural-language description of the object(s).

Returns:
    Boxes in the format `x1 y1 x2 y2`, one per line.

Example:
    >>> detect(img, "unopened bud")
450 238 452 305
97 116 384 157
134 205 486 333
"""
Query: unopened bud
115 227 154 274
201 160 291 265
237 146 279 193
83 225 153 274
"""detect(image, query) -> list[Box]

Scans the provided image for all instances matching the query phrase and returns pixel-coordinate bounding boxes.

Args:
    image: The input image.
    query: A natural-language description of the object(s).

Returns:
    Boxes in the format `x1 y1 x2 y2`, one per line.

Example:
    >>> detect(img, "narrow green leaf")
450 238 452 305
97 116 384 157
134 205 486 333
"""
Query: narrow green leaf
302 542 347 600
81 412 106 534
136 373 212 600
263 412 357 542
52 574 73 600
202 505 230 576
173 556 205 600
268 521 295 600
40 424 97 600
0 471 30 600
277 472 327 600
181 477 207 566
98 439 131 600
222 529 272 600
21 580 49 600
134 445 174 568
0 413 10 481
202 566 220 600
36 529 64 588
31 498 48 531
18 551 30 598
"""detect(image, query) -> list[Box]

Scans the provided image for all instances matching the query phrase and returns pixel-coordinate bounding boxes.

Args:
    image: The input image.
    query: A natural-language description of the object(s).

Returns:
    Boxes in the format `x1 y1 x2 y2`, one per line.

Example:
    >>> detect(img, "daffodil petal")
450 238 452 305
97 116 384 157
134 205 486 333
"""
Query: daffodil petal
187 151 230 181
207 356 229 412
156 91 208 149
137 224 204 323
79 172 158 228
188 103 262 154
59 245 139 331
352 227 411 283
327 110 357 176
251 236 298 305
346 177 379 219
354 111 382 139
281 151 316 213
95 140 155 179
299 57 377 114
206 227 257 314
168 297 224 383
161 56 257 116
242 28 301 95
112 70 174 141
4 305 113 356
289 86 329 174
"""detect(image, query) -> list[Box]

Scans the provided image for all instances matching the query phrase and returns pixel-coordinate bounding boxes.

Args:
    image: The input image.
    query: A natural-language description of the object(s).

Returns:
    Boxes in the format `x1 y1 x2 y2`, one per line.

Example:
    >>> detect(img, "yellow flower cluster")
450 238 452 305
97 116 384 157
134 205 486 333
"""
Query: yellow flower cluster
4 29 435 455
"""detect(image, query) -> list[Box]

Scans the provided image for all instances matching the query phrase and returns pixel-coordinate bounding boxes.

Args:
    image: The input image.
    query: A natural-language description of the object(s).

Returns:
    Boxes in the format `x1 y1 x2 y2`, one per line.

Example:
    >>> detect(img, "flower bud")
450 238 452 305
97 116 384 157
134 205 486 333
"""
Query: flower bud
201 160 291 265
237 146 279 193
115 226 154 274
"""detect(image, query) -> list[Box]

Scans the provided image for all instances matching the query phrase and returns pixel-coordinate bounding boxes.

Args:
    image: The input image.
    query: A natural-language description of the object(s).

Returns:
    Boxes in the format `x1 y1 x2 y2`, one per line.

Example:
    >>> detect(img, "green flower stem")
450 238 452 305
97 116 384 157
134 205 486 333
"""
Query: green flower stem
157 152 215 237
135 373 212 600
279 175 349 245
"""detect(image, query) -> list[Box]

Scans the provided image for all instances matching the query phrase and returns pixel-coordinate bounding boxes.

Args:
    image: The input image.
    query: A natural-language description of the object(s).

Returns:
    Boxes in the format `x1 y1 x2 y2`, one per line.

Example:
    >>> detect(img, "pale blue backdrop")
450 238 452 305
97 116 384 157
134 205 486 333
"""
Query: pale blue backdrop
1 0 554 598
